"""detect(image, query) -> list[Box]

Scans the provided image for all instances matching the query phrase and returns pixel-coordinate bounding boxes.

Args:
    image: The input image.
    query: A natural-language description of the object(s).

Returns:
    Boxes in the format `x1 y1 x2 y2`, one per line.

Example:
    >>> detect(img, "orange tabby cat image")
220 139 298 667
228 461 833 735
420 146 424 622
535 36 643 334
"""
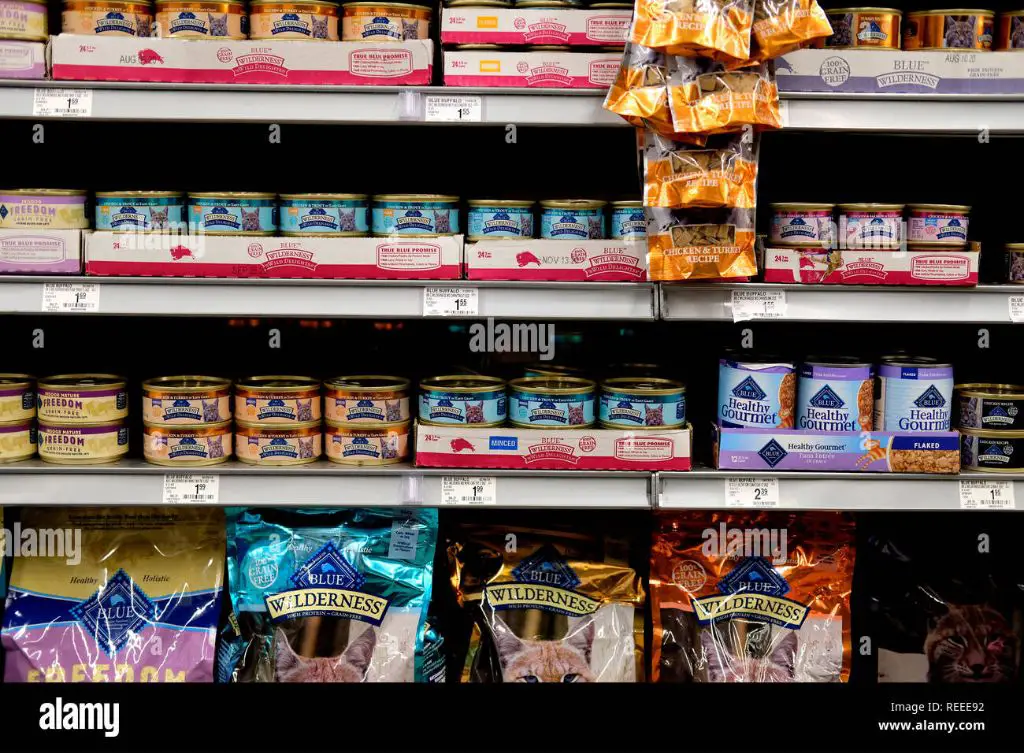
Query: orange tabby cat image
274 626 376 683
701 628 797 683
925 605 1018 684
493 619 596 683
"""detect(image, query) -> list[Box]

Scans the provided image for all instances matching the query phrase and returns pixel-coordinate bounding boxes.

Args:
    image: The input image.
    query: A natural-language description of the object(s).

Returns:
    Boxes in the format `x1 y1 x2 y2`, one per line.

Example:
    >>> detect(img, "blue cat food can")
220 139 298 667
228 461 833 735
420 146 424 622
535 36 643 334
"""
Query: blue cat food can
95 191 185 232
509 376 595 428
599 377 686 429
372 194 460 237
540 199 606 240
418 375 506 426
796 358 874 432
874 356 954 432
279 193 369 236
609 200 646 240
467 199 534 240
188 192 277 235
717 356 796 428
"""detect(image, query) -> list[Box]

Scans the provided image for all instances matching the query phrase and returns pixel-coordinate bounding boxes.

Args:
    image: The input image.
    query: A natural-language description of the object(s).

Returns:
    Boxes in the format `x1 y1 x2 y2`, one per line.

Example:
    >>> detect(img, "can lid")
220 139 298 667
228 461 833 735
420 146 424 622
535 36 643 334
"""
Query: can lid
803 356 873 368
254 0 339 6
324 375 411 392
824 7 903 14
342 1 431 8
880 356 953 368
956 384 1024 398
95 191 184 198
38 374 126 391
610 200 643 208
419 375 506 392
235 376 321 392
0 373 34 387
907 8 993 16
540 199 607 209
771 202 835 210
188 192 277 199
372 194 459 202
509 376 596 394
142 375 232 392
600 377 685 394
838 203 905 211
143 419 233 431
278 193 368 201
467 199 535 207
0 189 87 196
961 426 1024 439
906 203 971 212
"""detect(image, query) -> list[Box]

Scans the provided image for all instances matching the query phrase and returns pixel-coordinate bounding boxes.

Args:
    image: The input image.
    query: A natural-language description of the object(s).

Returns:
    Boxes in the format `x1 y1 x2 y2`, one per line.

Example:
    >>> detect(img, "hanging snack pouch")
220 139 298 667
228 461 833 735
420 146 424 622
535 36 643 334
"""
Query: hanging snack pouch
2 507 224 683
669 58 781 134
604 43 674 133
647 206 757 280
449 524 644 683
632 0 755 63
644 129 758 209
750 0 831 60
651 510 855 682
220 507 436 683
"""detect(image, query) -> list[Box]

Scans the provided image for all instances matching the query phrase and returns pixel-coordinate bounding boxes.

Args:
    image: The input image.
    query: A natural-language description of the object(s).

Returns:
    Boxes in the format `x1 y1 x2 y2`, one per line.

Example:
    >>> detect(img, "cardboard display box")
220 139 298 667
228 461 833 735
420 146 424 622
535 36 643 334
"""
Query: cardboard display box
0 230 82 274
440 7 630 46
444 48 620 88
0 40 45 80
763 245 980 286
465 239 647 281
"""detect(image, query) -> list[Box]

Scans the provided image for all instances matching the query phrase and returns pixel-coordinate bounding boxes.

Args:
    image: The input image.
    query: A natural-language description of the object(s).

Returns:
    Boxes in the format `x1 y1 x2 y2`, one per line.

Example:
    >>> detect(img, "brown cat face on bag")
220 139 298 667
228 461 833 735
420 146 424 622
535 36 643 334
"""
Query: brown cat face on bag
493 619 596 683
701 629 797 683
925 605 1017 683
274 626 376 683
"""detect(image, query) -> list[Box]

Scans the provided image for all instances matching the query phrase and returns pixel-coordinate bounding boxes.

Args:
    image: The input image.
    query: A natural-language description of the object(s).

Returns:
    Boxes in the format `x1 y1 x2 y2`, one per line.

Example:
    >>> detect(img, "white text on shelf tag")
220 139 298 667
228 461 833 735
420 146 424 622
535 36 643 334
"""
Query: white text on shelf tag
731 290 786 322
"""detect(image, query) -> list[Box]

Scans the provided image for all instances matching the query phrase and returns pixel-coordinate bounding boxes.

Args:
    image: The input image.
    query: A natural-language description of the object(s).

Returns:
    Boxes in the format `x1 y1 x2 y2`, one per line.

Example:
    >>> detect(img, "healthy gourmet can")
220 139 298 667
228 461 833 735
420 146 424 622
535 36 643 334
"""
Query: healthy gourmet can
796 358 874 432
717 356 796 429
874 356 954 432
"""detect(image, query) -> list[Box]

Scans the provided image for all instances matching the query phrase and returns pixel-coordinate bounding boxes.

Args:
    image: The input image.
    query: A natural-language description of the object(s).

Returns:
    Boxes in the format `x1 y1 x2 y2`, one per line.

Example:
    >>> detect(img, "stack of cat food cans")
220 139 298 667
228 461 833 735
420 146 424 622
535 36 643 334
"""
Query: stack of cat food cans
37 374 129 464
0 374 36 463
957 380 1024 473
234 376 323 465
324 375 411 465
142 375 233 466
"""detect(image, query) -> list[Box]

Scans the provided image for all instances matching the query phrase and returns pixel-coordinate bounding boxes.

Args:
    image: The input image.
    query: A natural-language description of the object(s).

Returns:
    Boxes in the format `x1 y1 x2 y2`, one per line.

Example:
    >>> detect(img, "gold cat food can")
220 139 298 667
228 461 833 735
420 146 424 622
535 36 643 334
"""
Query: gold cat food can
324 375 410 424
142 376 232 425
0 189 88 230
325 419 409 465
997 11 1024 49
249 0 339 40
904 9 994 50
0 374 35 422
62 0 153 35
37 420 128 465
0 420 36 463
235 376 321 424
816 8 901 49
37 375 128 424
342 2 430 41
0 0 48 41
143 420 232 466
154 0 247 38
236 420 322 465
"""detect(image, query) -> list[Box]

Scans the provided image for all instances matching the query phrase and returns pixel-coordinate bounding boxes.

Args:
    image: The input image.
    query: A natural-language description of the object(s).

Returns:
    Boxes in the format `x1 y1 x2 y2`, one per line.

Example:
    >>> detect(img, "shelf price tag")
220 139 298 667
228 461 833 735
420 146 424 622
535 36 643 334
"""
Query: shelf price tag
162 474 220 505
959 479 1015 510
725 477 780 508
33 88 93 118
424 95 482 123
731 289 786 322
1009 295 1024 323
423 286 478 317
42 283 100 313
441 476 496 505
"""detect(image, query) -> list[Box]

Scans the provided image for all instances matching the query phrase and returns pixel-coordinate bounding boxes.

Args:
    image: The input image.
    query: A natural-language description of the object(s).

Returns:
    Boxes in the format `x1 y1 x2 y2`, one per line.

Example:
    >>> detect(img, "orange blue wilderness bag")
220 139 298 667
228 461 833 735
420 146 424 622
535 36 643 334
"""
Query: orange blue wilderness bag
668 58 782 134
750 0 832 60
632 0 755 64
646 206 758 280
644 129 758 209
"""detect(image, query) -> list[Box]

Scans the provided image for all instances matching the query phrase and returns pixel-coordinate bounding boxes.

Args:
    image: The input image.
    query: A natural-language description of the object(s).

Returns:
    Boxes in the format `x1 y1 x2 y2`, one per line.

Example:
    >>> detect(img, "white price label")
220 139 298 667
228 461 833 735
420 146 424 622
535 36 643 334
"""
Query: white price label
42 283 100 312
424 95 482 123
731 289 787 322
1009 295 1024 323
959 479 1015 510
423 287 479 317
33 88 93 118
441 476 496 505
162 474 220 505
725 477 780 508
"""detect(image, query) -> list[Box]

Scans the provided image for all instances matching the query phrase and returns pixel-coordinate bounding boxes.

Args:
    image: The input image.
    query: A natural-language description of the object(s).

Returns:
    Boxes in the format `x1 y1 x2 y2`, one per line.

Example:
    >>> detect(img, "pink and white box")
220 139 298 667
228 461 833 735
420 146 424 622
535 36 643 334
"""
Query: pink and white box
85 232 462 280
0 230 82 275
415 422 692 471
444 48 620 88
0 40 45 80
440 7 630 46
466 239 647 281
763 245 980 286
51 34 432 85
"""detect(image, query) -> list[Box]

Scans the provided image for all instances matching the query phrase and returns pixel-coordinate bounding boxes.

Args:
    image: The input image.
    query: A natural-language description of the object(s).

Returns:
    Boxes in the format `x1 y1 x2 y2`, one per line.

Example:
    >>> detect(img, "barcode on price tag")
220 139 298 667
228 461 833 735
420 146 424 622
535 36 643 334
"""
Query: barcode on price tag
42 283 100 313
162 474 220 505
440 476 496 505
33 88 93 118
423 287 479 317
725 477 780 507
959 479 1015 510
424 94 482 122
731 289 787 322
1009 295 1024 323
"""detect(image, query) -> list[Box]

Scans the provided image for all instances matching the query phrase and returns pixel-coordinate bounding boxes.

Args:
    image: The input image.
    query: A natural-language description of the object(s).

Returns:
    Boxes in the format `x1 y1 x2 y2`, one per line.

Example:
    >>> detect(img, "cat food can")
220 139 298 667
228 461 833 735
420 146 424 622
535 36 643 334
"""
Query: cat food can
905 204 969 247
508 376 596 428
94 191 185 232
325 419 410 465
816 8 901 48
796 358 874 432
837 203 903 249
540 200 606 240
599 377 686 429
154 0 247 37
0 419 36 463
523 363 588 379
142 375 232 425
62 0 153 34
0 189 88 230
236 420 322 465
37 420 128 465
188 192 277 235
467 200 535 240
904 9 994 50
957 384 1024 430
249 0 339 39
769 203 835 246
610 201 646 240
0 374 34 422
717 356 796 429
235 376 321 424
997 11 1024 49
324 375 410 424
418 375 506 426
1007 243 1024 282
371 194 459 236
278 193 369 236
143 420 232 466
874 357 954 432
0 0 48 41
37 374 128 424
341 2 430 41
960 428 1024 472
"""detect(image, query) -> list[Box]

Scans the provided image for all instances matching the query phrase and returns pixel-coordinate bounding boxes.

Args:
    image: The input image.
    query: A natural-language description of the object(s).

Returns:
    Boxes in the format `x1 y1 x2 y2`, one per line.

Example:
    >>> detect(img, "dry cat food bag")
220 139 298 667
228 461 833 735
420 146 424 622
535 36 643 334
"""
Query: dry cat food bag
644 129 758 209
863 513 1022 683
219 507 436 683
669 58 781 134
646 206 757 280
750 0 831 60
449 523 644 682
632 0 755 64
652 510 854 682
2 507 224 683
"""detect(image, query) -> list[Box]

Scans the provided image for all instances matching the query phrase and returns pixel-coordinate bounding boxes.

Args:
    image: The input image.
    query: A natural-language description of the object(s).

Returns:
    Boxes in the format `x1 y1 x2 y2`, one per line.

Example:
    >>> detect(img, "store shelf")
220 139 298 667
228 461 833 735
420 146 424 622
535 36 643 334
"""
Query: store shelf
0 459 653 508
7 276 656 319
660 283 1021 323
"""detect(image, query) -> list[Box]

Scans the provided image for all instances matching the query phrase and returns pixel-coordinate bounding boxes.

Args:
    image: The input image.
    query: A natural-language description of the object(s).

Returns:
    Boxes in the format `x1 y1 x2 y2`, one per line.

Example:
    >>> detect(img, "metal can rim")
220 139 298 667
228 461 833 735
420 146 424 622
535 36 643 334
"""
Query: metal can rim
419 375 506 392
957 385 1024 399
142 375 232 392
325 419 411 431
372 194 459 202
38 374 127 391
342 1 431 8
509 376 596 394
961 426 1024 439
540 199 607 209
600 377 685 395
906 9 994 17
235 375 321 392
771 202 835 210
252 0 340 7
278 193 368 201
837 203 905 211
598 421 685 430
879 357 953 368
610 200 643 208
0 189 87 196
467 199 535 207
95 191 184 198
906 203 971 212
324 375 411 392
38 419 126 429
0 374 35 389
418 418 506 428
824 7 902 14
188 192 277 199
143 419 234 432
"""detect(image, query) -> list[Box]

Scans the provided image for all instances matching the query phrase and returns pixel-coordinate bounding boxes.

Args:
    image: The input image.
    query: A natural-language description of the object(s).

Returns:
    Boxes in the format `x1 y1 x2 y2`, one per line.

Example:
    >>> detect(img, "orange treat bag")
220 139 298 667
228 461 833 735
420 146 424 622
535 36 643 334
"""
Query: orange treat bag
668 58 782 134
651 510 855 683
605 43 674 131
750 0 832 60
644 128 758 208
632 0 754 63
646 206 757 280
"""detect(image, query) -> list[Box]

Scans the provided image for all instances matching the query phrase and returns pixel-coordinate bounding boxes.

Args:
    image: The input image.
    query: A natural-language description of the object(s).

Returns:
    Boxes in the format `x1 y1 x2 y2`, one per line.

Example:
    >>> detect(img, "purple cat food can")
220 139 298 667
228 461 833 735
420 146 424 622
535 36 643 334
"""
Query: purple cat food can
1006 243 1024 282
